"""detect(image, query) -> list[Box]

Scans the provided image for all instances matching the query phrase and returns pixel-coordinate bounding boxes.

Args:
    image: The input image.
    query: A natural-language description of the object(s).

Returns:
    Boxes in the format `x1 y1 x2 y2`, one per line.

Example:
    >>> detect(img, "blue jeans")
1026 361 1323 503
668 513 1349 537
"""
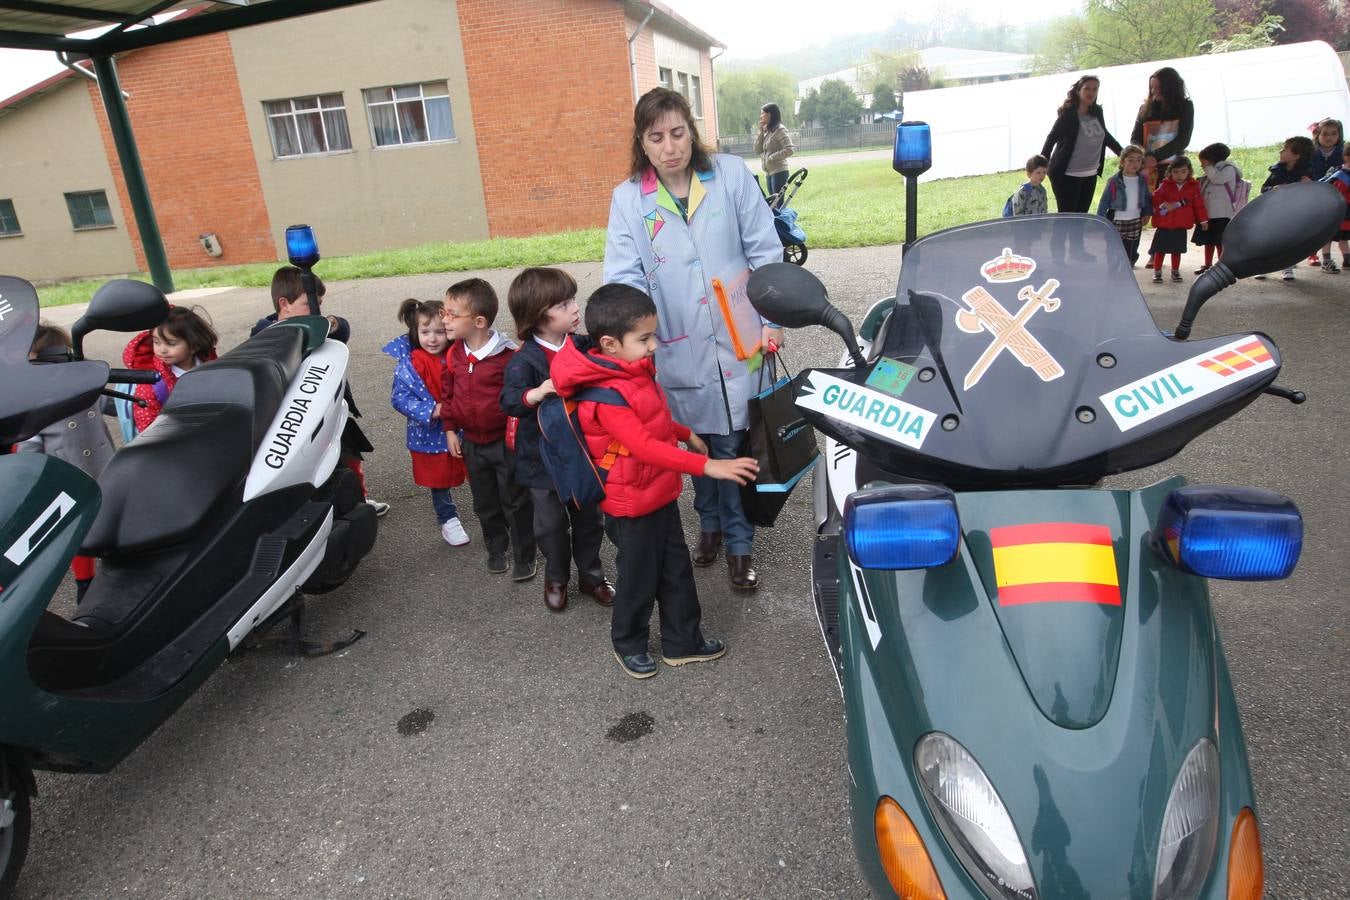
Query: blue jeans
692 430 754 556
765 169 788 197
430 487 459 524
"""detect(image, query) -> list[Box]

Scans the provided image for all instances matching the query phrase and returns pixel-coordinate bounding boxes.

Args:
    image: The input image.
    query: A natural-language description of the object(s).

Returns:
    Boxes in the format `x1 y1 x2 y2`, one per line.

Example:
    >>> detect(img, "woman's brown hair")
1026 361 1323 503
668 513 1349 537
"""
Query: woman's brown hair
628 87 714 180
1057 75 1101 115
397 298 445 351
508 267 577 341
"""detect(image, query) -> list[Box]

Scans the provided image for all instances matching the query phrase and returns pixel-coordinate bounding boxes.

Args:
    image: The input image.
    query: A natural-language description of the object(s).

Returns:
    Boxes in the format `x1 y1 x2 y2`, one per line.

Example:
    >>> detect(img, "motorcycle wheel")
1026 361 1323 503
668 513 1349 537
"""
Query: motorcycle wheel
0 762 32 900
783 243 808 266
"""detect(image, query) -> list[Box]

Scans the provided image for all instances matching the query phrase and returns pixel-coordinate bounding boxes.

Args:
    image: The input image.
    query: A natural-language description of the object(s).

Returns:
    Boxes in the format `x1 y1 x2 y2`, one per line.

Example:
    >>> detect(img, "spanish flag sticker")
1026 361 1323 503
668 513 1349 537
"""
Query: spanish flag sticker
990 523 1121 606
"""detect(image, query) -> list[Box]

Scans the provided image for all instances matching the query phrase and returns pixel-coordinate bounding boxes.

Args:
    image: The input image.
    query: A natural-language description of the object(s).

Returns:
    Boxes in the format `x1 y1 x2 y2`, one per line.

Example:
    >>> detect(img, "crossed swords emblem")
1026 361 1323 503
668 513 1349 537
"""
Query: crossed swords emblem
953 278 1065 390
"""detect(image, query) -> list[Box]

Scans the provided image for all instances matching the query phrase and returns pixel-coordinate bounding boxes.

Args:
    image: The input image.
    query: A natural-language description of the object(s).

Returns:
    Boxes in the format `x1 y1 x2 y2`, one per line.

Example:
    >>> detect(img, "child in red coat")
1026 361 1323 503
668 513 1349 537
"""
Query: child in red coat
122 305 218 432
1323 144 1350 265
1149 156 1208 283
550 283 758 680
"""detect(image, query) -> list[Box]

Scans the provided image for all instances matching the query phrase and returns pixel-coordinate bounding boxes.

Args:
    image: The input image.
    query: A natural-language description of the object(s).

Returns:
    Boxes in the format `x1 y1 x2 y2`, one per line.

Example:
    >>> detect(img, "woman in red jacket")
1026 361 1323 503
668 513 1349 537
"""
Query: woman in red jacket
1148 156 1208 284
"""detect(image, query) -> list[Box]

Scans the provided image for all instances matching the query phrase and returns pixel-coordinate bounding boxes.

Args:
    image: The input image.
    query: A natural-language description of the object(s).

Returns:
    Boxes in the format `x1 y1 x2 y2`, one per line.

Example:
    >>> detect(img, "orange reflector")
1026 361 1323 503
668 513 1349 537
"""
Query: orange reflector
1227 807 1264 900
875 797 946 900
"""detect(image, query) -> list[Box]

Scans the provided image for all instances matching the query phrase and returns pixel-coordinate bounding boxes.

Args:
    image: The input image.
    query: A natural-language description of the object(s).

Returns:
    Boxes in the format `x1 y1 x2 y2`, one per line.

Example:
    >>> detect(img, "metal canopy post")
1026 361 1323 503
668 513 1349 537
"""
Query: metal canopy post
91 52 174 294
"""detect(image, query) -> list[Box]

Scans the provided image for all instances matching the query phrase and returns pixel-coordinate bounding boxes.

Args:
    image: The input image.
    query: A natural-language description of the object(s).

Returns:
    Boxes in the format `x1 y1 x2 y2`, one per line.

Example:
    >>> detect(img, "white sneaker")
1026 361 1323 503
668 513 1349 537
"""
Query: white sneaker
441 517 470 546
1280 269 1295 281
367 499 390 517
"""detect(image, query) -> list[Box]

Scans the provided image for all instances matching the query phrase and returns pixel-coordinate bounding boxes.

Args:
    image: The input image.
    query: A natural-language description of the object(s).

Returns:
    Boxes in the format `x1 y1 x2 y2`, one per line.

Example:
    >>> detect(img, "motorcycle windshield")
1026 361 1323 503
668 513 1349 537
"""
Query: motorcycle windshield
0 276 110 445
798 215 1279 487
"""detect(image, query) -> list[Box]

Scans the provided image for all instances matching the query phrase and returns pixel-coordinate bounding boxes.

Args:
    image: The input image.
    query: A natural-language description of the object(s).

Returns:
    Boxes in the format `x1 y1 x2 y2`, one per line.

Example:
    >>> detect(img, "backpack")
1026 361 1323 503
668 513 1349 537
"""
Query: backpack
537 387 628 508
1225 165 1252 214
1001 193 1015 218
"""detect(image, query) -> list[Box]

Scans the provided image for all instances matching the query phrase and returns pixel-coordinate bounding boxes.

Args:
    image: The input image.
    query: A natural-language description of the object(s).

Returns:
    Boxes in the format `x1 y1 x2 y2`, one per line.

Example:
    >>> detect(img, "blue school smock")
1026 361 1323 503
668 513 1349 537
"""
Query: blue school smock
602 153 781 435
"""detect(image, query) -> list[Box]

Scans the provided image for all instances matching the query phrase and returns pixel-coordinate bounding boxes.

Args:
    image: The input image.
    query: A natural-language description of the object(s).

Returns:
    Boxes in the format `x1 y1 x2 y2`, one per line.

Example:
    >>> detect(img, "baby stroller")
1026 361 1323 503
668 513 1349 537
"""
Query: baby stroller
760 167 809 266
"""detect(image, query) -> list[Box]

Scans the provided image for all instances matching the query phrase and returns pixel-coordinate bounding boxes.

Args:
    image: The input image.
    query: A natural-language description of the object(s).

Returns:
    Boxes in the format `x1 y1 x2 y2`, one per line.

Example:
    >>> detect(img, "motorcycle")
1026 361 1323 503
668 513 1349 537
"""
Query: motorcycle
0 272 376 897
744 180 1342 899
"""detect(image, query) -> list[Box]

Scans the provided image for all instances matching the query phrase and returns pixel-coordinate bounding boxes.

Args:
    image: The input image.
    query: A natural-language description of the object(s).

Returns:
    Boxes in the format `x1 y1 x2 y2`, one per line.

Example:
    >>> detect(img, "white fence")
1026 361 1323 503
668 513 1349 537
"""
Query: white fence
896 41 1350 182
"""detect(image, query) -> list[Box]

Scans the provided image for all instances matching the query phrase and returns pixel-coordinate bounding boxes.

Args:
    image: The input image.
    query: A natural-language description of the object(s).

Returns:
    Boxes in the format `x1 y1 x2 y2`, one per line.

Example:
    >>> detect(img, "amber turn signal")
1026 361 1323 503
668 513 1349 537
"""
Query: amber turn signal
1227 807 1263 900
875 796 946 900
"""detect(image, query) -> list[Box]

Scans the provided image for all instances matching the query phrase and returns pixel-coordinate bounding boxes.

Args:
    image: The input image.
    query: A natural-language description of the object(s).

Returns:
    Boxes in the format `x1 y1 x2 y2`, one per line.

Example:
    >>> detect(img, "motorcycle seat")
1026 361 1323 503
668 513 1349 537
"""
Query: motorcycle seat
82 325 308 556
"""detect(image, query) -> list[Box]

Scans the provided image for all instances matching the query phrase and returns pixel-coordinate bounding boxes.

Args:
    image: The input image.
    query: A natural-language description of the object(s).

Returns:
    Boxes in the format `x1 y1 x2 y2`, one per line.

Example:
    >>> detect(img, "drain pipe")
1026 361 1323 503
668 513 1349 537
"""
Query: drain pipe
57 51 129 99
709 46 723 148
627 6 655 102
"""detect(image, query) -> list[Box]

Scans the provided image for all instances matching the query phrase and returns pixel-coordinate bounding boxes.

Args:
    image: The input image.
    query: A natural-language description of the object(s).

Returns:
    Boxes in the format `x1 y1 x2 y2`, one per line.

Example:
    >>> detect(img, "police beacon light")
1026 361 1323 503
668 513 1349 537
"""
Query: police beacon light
893 122 932 178
285 224 320 269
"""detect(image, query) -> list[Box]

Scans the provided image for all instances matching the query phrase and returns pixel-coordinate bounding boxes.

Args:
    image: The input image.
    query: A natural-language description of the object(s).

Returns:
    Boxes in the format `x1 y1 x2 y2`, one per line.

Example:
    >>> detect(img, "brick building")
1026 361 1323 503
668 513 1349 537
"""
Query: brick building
0 0 721 282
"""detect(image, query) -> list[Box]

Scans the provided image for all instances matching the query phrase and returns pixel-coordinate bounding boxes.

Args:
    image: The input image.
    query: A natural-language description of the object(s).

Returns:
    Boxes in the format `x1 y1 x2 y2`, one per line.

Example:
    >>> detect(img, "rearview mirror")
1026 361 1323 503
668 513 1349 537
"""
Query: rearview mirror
747 263 866 366
72 279 170 359
1175 181 1342 338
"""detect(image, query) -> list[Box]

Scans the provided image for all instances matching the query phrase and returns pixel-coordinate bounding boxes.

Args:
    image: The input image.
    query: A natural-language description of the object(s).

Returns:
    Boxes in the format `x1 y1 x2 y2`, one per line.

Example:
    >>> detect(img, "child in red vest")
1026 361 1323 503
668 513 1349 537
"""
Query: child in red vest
439 278 536 580
550 283 758 679
1149 156 1208 283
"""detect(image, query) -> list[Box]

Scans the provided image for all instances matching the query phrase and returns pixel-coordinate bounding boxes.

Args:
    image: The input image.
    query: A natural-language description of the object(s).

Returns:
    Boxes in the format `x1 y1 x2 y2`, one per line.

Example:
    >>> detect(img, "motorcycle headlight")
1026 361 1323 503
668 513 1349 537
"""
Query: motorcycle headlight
915 733 1037 900
1153 739 1221 900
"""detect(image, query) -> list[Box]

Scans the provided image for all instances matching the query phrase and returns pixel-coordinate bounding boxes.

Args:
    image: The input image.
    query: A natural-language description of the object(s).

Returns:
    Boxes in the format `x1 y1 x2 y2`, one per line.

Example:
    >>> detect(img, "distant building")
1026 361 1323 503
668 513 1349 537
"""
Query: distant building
0 0 721 283
798 46 1032 118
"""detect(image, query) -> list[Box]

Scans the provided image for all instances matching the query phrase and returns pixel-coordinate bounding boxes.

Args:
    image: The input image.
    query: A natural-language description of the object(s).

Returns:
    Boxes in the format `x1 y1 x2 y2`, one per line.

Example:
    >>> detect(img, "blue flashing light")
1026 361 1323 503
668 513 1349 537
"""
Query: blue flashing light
843 484 959 570
1154 486 1303 581
285 224 320 268
893 121 932 177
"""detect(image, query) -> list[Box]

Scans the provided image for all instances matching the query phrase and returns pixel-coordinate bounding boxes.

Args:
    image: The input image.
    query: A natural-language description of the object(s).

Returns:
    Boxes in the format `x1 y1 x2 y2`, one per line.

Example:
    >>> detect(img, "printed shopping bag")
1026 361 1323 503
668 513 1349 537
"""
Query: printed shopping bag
739 350 818 527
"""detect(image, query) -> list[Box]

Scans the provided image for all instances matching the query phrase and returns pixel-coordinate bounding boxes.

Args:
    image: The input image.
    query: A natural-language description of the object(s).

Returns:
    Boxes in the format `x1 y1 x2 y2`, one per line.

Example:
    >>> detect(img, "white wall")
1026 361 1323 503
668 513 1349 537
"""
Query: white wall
901 41 1350 181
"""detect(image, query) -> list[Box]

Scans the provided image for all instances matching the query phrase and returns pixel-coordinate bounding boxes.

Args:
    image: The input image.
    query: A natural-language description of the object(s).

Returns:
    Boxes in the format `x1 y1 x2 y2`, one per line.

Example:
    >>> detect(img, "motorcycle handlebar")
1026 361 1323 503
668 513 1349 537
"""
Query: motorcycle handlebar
107 368 160 385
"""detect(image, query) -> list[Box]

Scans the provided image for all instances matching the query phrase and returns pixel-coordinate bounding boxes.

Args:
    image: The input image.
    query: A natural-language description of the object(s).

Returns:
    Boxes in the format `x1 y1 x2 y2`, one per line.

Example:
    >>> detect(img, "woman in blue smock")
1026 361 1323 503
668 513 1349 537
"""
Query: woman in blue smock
603 87 782 590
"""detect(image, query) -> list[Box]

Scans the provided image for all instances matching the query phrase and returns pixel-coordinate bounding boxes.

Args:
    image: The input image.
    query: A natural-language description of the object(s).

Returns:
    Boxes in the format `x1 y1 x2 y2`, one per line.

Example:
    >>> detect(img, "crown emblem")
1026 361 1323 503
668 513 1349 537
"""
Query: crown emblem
981 248 1036 283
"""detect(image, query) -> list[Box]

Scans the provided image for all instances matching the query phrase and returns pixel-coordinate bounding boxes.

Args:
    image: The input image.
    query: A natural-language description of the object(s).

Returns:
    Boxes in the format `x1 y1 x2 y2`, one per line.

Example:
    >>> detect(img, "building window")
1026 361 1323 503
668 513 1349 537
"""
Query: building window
64 191 113 230
689 74 703 117
364 81 455 147
677 71 689 99
0 199 19 236
659 67 672 90
264 93 352 158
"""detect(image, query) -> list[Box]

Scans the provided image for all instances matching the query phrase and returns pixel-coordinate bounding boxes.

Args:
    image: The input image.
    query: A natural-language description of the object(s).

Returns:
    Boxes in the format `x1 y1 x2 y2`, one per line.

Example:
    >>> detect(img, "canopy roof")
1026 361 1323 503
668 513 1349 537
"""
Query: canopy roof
0 0 377 54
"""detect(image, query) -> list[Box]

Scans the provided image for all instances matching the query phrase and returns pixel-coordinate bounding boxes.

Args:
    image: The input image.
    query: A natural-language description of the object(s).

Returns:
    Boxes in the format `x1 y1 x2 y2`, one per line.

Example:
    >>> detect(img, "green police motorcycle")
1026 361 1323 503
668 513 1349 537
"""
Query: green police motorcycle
745 181 1342 899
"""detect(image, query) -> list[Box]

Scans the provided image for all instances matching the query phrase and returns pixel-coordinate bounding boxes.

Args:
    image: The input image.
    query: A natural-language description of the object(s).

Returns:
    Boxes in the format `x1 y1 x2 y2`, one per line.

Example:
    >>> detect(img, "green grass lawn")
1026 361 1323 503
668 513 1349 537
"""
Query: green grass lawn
36 145 1279 307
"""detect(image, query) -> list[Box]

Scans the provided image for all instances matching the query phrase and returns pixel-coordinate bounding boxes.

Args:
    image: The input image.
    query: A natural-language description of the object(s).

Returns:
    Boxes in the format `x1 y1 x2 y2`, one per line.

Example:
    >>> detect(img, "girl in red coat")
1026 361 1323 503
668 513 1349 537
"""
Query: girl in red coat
1149 156 1208 283
384 298 470 546
122 305 218 433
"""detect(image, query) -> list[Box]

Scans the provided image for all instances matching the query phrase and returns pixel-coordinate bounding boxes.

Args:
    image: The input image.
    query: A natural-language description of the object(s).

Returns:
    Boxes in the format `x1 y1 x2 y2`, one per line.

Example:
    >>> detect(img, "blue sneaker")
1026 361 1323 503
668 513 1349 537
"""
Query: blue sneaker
662 639 727 667
613 650 658 679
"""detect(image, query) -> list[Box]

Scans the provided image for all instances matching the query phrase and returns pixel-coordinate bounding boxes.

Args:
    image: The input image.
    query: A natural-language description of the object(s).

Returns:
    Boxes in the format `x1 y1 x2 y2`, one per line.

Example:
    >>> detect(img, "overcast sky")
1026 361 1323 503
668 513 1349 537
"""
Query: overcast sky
667 0 1087 60
0 2 1090 101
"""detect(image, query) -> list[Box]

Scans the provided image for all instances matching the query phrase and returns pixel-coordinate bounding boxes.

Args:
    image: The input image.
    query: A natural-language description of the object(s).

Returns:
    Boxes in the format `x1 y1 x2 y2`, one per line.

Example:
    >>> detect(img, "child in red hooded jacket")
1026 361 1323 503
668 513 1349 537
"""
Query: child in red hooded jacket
1148 156 1208 284
122 305 218 433
551 283 758 680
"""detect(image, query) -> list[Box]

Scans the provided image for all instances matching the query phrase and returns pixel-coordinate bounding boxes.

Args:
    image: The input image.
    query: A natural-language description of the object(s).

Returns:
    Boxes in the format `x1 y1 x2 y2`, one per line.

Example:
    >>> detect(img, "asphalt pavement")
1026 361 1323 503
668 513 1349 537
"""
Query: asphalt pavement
22 240 1349 898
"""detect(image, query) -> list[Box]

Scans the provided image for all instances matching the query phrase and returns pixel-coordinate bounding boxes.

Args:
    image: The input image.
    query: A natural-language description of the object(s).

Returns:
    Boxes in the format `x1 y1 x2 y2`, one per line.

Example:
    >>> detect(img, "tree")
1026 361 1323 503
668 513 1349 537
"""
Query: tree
871 83 898 114
1031 0 1219 71
1201 13 1283 50
815 78 864 127
1267 0 1345 44
715 68 798 136
798 87 820 128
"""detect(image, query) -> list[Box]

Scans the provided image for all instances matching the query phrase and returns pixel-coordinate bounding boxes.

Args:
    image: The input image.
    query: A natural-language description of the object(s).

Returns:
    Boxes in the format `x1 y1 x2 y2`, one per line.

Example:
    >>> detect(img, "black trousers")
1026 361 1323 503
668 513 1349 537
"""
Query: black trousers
605 502 704 657
530 486 604 585
1048 173 1098 213
462 438 535 564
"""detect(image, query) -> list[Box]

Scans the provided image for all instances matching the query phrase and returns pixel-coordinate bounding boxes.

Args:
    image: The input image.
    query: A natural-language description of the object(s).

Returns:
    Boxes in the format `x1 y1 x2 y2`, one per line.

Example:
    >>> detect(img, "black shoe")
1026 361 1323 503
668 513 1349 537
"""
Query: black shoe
487 552 509 574
662 639 727 666
1171 270 1183 282
613 650 658 679
1152 270 1163 283
512 558 537 582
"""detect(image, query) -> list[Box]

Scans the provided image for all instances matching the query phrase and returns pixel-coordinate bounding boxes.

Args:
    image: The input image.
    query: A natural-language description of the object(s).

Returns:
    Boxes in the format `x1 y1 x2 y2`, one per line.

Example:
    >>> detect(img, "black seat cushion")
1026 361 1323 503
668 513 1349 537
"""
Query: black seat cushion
82 326 309 556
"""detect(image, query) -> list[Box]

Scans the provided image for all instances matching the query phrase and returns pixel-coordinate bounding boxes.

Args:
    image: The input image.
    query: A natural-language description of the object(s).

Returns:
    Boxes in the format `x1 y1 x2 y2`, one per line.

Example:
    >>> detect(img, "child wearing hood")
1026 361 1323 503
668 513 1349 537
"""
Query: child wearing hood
1192 143 1243 274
